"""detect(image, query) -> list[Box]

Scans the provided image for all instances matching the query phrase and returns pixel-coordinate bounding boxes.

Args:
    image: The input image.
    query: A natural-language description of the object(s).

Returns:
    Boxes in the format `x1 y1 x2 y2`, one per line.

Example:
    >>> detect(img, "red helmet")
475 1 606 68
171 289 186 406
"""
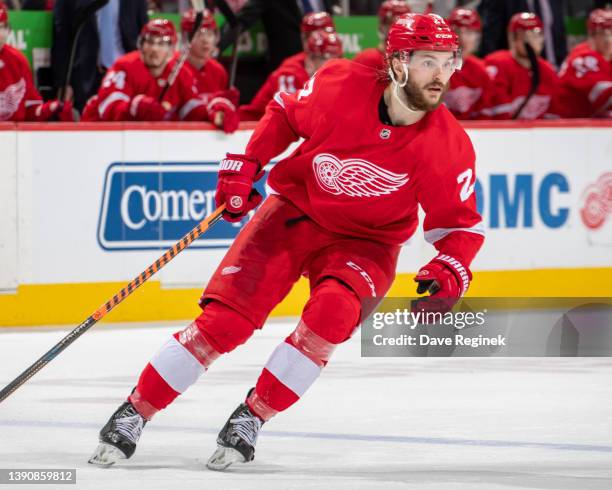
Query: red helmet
0 2 8 25
508 12 543 33
448 7 481 31
140 19 177 45
181 8 217 34
386 13 459 59
379 0 411 25
587 8 612 33
301 12 335 34
305 30 343 58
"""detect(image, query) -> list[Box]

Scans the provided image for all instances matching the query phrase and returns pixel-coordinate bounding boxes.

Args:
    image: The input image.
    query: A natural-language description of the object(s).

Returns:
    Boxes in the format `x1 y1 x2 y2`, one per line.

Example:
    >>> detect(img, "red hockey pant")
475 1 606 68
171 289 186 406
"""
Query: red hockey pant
129 195 398 420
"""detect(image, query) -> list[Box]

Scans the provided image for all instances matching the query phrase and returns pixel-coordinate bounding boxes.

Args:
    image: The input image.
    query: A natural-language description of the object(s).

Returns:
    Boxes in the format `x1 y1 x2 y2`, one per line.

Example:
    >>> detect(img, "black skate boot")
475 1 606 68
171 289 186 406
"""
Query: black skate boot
207 398 264 471
88 401 147 466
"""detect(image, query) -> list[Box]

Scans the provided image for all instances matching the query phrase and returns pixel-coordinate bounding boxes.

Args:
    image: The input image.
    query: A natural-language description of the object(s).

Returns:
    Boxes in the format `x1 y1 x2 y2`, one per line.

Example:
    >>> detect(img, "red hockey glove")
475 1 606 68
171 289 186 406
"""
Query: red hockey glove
413 254 472 314
33 100 75 121
215 153 264 222
221 88 240 106
129 95 168 121
207 91 239 134
81 95 100 122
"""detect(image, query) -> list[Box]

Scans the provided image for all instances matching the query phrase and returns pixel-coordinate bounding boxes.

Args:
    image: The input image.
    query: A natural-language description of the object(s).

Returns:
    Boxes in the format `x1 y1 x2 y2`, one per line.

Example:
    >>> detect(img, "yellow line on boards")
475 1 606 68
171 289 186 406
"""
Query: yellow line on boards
0 268 611 327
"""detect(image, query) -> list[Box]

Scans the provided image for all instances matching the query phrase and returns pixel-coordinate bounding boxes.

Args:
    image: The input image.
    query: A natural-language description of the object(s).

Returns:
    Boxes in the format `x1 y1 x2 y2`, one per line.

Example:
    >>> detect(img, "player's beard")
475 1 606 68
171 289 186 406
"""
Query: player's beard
402 78 449 112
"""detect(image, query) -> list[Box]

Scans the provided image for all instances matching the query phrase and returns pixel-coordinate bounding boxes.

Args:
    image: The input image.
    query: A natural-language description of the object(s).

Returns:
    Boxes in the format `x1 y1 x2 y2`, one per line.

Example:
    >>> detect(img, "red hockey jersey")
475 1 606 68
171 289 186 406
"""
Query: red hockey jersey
353 48 385 72
483 49 560 119
239 52 310 121
185 57 228 94
444 55 493 120
96 51 205 121
557 43 612 118
0 44 43 121
245 60 484 267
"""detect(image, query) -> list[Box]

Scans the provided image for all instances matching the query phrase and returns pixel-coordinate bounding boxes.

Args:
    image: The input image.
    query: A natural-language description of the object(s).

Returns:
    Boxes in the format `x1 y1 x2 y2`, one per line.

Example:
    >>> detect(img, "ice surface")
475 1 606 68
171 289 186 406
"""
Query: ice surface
1 319 611 489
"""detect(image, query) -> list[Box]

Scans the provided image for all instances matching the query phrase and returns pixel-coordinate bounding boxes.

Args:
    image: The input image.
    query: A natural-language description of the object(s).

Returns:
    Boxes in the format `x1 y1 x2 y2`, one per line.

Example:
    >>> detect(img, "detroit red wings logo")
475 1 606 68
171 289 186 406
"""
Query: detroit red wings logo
581 173 612 229
520 95 552 120
312 153 408 198
444 86 482 114
0 78 26 121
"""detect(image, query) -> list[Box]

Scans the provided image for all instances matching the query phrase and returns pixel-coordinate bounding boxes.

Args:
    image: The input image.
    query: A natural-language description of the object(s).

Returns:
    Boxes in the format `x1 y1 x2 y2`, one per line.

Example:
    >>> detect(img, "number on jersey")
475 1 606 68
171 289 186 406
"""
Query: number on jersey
278 75 297 93
102 70 126 90
457 168 475 202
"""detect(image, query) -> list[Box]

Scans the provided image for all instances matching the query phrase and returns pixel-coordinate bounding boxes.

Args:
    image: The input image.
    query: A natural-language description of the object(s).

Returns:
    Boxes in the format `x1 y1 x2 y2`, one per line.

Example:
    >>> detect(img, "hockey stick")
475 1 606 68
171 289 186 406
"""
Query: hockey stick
158 0 206 103
512 42 541 120
211 0 239 29
0 205 226 404
228 22 241 88
212 0 241 87
58 0 110 103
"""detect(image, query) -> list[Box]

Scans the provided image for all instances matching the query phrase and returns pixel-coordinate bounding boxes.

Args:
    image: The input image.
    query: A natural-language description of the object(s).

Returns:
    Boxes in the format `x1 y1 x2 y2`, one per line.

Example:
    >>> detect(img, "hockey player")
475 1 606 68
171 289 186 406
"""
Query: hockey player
83 19 231 124
180 8 239 133
557 8 612 118
239 29 343 121
353 0 411 72
443 7 493 119
482 12 560 120
301 11 336 40
277 11 337 73
0 2 74 122
89 13 484 470
181 8 228 93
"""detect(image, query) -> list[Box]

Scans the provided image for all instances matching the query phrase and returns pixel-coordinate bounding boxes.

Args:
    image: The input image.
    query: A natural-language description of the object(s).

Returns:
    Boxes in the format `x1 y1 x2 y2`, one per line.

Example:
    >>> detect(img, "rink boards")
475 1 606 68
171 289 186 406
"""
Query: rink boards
0 120 611 326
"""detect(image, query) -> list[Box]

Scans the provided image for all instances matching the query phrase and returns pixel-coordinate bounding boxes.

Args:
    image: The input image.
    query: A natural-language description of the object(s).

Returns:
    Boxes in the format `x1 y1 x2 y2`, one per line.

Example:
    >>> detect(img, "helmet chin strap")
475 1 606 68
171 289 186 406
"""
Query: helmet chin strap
388 63 422 115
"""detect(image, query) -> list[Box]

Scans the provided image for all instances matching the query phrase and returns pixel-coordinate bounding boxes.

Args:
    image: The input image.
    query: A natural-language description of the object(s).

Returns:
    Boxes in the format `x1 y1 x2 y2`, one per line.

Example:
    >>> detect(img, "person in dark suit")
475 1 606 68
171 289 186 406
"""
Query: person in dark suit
21 0 54 8
0 0 42 7
478 0 567 68
51 0 148 111
216 0 336 104
218 0 336 72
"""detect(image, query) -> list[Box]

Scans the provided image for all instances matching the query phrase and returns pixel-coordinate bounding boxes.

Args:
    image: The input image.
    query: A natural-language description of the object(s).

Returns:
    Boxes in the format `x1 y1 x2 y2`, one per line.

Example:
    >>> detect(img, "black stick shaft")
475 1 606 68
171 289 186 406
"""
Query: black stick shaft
158 10 203 103
229 27 241 88
512 42 541 120
213 0 240 87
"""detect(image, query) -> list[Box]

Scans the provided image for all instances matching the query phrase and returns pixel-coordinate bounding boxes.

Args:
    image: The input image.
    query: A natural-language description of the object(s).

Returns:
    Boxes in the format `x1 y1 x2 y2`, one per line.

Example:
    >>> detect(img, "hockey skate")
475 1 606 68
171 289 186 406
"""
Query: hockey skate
88 401 147 466
207 401 263 471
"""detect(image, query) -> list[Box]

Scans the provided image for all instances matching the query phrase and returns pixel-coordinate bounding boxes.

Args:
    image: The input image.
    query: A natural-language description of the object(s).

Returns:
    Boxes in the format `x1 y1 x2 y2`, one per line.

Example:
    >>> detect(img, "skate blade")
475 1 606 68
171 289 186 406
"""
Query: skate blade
206 446 246 471
88 443 126 467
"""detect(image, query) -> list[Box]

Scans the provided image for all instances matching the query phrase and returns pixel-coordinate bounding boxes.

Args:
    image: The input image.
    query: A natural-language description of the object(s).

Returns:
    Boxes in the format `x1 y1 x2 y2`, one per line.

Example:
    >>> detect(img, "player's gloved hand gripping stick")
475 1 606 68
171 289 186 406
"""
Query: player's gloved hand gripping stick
413 254 472 314
0 205 227 404
215 153 264 222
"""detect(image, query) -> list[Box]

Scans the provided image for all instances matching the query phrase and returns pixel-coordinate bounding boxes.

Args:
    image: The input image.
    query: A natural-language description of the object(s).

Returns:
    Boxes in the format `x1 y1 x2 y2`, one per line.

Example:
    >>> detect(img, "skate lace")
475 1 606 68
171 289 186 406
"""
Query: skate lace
229 414 261 446
114 412 144 444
